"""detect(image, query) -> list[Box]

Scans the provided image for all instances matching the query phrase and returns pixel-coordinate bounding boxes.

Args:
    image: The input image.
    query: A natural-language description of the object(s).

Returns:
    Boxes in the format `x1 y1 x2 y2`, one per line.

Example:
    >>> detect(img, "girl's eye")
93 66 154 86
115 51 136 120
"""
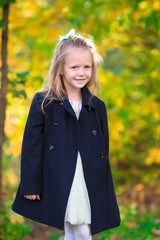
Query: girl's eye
85 66 91 68
71 66 77 69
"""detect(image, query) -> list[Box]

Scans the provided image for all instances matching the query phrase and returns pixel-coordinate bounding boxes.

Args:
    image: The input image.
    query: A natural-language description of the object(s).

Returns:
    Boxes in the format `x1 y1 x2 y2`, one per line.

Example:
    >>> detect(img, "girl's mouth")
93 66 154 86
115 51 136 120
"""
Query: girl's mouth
75 79 86 83
75 79 86 81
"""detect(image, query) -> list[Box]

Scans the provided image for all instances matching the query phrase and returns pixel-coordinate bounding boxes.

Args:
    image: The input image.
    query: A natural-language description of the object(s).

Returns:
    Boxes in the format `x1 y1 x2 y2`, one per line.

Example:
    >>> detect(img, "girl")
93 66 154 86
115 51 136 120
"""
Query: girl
12 29 121 239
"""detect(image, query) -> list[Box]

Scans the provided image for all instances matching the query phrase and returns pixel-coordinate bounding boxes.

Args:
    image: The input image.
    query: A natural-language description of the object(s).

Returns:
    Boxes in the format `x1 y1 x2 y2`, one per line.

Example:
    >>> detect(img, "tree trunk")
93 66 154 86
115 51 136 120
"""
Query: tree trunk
0 3 10 215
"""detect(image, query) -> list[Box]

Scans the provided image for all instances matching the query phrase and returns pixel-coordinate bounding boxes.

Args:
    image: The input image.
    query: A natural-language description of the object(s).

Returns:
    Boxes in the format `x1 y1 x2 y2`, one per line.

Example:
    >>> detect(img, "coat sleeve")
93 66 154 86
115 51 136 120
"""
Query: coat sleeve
20 92 45 196
99 101 109 160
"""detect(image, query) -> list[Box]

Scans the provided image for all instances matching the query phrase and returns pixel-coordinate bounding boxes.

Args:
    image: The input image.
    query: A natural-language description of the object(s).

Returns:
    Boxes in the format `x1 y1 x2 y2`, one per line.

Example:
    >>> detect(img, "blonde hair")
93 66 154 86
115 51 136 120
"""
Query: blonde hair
37 31 103 113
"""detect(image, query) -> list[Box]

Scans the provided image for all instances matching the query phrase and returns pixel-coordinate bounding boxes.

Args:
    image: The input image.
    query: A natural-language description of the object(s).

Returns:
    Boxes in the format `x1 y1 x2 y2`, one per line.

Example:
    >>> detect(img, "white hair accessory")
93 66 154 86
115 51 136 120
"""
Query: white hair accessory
59 28 75 41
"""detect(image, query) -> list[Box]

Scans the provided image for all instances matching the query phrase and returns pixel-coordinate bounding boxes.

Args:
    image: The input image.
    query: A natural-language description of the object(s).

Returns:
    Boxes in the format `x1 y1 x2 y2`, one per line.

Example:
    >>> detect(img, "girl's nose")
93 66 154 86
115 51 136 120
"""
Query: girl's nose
78 68 85 76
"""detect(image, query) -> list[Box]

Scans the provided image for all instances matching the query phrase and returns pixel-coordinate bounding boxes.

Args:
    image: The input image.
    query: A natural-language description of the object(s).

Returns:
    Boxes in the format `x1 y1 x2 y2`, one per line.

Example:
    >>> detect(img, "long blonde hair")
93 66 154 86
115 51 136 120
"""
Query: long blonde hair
36 31 103 113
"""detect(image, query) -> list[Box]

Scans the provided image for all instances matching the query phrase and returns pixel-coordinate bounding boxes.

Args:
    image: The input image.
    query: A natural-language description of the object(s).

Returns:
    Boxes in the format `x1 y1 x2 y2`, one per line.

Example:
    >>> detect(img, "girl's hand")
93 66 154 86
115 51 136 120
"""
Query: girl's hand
24 194 40 200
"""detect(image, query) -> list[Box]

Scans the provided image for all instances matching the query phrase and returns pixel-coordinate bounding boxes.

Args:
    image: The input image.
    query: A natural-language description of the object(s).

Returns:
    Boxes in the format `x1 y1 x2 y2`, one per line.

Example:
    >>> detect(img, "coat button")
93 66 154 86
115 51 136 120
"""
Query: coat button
49 145 55 151
92 130 97 135
59 102 63 105
99 152 105 158
88 107 92 112
54 122 59 126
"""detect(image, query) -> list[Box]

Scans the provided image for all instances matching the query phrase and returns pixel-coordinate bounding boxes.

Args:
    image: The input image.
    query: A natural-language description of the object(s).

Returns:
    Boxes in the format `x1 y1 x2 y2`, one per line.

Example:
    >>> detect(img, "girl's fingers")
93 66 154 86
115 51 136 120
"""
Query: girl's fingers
36 194 40 200
25 195 33 200
24 194 40 200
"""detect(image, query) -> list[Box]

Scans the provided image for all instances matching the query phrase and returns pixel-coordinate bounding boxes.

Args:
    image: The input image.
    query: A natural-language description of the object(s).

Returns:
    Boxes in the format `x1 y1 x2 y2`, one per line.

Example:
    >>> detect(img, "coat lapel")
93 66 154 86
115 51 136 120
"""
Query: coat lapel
61 85 95 119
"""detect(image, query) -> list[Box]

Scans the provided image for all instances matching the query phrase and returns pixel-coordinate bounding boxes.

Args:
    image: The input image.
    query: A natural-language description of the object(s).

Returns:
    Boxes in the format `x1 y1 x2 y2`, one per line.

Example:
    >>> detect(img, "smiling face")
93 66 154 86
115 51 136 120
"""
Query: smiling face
61 47 93 95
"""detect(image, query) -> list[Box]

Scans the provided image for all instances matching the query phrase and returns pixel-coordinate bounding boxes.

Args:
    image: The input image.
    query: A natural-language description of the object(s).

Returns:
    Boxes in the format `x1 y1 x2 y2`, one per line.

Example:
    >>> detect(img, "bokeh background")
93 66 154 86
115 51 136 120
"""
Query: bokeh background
0 0 160 239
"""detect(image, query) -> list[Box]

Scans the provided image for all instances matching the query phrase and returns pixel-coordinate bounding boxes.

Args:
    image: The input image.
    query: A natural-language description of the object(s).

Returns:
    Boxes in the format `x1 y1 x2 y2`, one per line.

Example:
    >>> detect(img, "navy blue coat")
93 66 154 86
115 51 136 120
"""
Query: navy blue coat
11 85 121 235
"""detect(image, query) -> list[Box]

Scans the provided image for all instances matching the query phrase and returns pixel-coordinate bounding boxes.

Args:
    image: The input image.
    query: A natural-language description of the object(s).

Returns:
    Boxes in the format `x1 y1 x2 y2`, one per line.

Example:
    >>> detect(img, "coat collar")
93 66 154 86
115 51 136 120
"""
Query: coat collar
58 85 96 120
81 85 95 109
56 85 95 109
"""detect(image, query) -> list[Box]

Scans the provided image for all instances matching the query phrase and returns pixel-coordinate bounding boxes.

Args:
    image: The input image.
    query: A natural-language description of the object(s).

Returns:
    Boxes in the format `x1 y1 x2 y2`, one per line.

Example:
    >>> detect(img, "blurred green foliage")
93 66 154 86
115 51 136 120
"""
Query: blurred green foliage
0 206 30 240
95 206 160 240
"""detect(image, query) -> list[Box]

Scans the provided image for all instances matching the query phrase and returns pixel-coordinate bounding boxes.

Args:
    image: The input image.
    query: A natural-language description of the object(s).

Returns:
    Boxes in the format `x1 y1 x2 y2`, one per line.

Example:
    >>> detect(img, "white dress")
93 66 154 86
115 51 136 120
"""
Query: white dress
64 100 91 225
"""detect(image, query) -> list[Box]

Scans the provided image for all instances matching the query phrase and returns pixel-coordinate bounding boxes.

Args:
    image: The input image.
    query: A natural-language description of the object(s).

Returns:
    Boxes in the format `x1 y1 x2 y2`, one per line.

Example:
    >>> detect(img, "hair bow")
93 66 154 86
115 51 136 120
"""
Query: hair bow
59 29 75 41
